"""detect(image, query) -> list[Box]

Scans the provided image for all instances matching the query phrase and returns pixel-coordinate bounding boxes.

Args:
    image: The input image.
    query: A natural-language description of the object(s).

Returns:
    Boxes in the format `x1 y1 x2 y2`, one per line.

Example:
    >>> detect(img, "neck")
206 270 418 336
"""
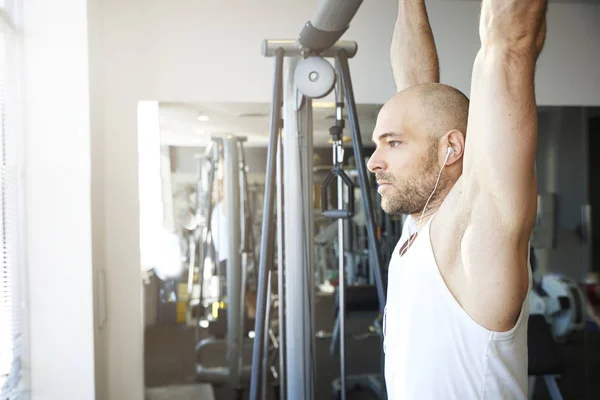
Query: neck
410 193 445 230
410 168 459 228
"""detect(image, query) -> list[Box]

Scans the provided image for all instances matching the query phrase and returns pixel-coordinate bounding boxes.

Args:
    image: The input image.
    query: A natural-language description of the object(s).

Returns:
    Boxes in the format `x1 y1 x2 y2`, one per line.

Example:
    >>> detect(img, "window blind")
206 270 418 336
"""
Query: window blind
0 1 24 398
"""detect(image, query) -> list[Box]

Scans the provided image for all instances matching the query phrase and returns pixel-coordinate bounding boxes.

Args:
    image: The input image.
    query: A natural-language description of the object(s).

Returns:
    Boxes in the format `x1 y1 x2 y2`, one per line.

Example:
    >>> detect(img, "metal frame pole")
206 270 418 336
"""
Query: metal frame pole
194 145 217 341
224 136 243 388
250 47 284 400
336 150 347 400
237 138 253 370
276 120 287 400
237 139 249 373
300 95 317 400
283 56 315 400
215 143 224 299
261 270 273 396
330 67 348 398
336 50 386 311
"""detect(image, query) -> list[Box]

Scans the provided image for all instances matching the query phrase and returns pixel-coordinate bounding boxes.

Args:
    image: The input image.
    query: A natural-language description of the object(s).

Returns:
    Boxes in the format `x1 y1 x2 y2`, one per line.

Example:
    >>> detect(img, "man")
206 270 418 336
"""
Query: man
368 0 547 398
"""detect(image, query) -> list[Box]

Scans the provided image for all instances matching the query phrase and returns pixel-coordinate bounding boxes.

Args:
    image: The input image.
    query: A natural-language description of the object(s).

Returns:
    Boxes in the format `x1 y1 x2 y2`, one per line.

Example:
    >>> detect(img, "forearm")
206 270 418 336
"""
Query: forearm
480 0 547 58
463 0 547 221
390 0 439 92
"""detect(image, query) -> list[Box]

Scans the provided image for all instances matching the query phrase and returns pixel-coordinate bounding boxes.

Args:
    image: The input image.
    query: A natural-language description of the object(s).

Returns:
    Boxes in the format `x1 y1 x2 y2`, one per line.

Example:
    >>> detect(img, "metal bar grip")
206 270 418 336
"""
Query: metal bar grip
321 164 354 219
262 39 357 58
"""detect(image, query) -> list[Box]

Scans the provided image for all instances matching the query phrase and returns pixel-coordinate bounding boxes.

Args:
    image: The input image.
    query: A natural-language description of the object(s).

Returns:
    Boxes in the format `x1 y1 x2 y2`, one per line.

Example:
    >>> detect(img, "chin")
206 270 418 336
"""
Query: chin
380 198 409 216
380 201 397 216
380 198 390 212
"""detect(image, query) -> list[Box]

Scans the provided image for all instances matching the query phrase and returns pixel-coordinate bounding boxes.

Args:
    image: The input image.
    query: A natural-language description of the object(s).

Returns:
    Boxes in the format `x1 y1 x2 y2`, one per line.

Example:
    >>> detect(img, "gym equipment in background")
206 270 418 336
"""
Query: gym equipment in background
529 273 586 341
321 117 355 400
184 137 279 393
319 80 387 400
315 171 394 293
527 314 566 400
527 273 586 400
250 1 390 398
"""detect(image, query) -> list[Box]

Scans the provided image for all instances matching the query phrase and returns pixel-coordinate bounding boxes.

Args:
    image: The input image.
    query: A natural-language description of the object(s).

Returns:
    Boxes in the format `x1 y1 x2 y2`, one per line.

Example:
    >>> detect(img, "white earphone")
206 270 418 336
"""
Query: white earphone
403 145 454 255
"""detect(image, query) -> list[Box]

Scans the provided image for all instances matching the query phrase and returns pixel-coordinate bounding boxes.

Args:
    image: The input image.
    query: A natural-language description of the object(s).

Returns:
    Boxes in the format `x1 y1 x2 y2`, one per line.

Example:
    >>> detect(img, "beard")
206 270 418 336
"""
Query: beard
377 145 450 216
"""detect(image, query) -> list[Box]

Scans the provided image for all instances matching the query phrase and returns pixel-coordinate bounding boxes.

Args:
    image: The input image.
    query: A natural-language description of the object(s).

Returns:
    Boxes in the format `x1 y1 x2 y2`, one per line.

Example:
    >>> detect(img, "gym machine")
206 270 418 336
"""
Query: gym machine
185 140 218 322
186 136 279 391
527 272 587 400
315 186 386 292
250 1 388 399
525 199 588 400
530 273 587 341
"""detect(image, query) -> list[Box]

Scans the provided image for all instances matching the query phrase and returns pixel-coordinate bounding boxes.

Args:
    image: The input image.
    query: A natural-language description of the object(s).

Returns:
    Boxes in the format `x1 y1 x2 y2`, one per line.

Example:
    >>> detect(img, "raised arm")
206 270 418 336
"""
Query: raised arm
390 0 439 92
463 0 547 232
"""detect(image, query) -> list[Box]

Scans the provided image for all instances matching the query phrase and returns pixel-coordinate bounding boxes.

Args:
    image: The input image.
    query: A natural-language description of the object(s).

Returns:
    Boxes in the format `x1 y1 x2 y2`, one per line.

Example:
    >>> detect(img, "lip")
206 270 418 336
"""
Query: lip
377 182 392 192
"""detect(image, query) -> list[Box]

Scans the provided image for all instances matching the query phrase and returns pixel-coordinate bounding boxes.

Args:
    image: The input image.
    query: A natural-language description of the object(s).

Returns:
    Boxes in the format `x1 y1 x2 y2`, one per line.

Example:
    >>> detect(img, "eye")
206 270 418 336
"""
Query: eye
388 141 402 148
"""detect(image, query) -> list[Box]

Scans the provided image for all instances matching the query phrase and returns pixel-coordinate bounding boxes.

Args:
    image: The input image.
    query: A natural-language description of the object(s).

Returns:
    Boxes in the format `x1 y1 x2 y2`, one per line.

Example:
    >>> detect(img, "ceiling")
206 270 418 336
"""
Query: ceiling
159 101 383 148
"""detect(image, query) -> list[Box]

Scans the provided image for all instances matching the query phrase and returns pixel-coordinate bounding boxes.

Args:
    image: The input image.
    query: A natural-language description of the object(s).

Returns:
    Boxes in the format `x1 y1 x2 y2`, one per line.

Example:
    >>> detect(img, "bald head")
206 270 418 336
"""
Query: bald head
381 83 470 141
369 84 469 216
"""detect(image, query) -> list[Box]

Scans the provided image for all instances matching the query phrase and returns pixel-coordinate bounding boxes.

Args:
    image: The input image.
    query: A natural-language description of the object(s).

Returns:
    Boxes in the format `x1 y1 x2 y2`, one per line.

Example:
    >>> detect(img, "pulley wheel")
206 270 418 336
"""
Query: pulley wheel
294 56 336 99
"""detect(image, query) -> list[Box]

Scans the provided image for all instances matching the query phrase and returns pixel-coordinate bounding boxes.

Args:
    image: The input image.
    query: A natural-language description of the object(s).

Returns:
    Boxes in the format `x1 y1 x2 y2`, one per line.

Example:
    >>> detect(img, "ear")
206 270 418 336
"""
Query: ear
444 129 465 165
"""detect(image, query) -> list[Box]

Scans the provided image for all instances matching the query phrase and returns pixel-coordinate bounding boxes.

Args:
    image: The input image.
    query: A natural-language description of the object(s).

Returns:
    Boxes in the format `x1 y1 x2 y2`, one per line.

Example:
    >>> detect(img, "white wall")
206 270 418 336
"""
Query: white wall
91 1 600 399
101 0 600 105
23 0 96 399
87 0 108 399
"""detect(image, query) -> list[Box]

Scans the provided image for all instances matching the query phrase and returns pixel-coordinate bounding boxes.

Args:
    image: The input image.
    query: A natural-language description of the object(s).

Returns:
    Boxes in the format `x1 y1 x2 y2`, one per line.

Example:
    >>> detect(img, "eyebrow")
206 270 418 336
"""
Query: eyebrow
372 132 404 144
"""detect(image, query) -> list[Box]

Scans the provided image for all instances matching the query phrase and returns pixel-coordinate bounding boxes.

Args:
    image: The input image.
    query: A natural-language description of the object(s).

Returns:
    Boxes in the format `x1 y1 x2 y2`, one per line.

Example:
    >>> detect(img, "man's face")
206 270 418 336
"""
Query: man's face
367 102 446 216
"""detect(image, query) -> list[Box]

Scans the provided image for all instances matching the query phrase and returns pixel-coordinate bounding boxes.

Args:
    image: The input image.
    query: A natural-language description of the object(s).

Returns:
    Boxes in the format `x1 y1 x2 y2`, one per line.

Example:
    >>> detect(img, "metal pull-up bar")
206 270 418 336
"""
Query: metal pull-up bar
250 1 391 399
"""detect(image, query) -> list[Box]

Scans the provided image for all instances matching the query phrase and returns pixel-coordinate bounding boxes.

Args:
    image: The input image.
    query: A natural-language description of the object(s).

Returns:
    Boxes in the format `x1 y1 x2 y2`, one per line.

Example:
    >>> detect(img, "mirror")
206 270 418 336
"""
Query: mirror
138 102 600 399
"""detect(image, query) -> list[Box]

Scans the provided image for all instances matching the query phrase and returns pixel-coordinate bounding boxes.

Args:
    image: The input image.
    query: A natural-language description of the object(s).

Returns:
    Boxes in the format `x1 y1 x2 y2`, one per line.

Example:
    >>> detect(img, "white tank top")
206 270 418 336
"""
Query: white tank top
383 216 531 400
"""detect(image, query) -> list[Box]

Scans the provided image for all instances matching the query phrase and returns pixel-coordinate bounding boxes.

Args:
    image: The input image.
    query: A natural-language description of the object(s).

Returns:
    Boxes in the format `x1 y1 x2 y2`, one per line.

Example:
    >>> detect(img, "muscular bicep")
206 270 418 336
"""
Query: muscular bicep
463 48 538 231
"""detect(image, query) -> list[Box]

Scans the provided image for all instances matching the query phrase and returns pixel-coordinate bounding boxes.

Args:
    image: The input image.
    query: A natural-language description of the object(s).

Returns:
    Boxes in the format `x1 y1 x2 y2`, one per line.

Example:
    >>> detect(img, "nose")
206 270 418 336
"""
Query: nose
367 148 386 173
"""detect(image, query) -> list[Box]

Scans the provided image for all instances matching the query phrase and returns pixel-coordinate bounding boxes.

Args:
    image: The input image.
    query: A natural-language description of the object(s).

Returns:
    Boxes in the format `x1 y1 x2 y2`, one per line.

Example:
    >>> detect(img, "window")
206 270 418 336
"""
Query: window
0 0 24 398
